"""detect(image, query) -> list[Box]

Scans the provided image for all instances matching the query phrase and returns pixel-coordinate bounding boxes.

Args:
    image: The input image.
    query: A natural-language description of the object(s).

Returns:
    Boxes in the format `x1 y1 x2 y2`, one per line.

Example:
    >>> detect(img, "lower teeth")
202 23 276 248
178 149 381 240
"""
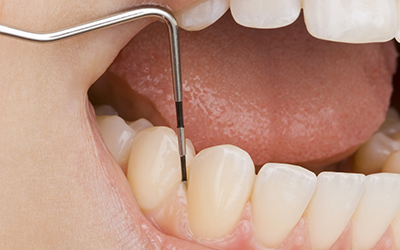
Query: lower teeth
94 104 400 249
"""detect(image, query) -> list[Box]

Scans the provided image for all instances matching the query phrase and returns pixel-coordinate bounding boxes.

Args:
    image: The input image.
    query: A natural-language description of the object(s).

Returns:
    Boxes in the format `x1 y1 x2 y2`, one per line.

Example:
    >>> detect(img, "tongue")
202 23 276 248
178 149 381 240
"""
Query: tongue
104 12 397 170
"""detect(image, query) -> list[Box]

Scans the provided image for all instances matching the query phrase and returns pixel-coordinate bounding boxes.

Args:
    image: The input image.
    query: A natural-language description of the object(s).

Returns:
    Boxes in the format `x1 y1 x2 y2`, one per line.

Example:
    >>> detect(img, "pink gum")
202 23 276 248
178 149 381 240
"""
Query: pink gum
141 184 398 250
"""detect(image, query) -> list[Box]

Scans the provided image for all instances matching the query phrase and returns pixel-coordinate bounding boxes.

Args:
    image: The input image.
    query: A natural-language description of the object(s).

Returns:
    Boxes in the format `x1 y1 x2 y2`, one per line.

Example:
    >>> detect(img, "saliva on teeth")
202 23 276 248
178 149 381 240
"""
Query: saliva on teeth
95 104 400 250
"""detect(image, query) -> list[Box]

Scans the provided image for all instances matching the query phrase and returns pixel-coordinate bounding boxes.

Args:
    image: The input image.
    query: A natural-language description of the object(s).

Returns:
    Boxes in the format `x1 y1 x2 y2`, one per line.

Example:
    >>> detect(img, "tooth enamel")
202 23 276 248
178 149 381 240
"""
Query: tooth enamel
94 104 118 116
392 211 400 249
187 145 255 239
354 132 400 174
306 172 365 250
175 0 229 31
379 108 400 137
230 0 301 29
380 123 400 138
382 151 400 174
96 115 136 166
127 127 195 211
352 173 400 250
396 2 400 42
382 107 400 126
251 163 316 248
392 131 400 141
128 118 153 133
303 0 397 43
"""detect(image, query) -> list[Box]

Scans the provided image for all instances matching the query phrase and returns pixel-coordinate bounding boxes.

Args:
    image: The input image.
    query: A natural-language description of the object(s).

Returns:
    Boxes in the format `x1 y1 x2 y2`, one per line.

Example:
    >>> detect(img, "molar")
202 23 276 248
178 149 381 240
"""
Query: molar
352 173 400 250
306 172 365 250
230 0 301 29
251 163 316 248
187 145 255 239
303 0 397 43
354 132 400 174
382 151 400 174
175 0 229 31
379 107 400 136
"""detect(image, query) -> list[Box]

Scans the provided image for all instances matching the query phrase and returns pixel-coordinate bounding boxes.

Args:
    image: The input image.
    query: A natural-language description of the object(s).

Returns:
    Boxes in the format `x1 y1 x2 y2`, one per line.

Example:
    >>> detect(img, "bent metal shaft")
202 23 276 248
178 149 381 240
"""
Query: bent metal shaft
0 6 188 182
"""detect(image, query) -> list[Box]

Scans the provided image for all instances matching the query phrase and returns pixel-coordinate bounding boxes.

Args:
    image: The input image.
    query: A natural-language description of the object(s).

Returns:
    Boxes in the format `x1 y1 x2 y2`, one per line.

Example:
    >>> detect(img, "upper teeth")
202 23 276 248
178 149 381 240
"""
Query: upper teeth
175 0 400 44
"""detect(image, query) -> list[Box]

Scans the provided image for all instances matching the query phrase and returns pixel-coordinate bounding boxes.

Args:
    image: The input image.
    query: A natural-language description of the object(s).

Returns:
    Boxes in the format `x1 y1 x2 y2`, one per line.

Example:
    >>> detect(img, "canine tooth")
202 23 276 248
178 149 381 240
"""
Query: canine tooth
352 173 400 250
94 104 118 116
128 118 153 133
187 145 255 239
127 127 195 211
306 172 365 250
230 0 301 29
175 0 229 31
97 115 136 166
354 132 400 174
382 151 400 174
303 0 397 43
251 163 316 248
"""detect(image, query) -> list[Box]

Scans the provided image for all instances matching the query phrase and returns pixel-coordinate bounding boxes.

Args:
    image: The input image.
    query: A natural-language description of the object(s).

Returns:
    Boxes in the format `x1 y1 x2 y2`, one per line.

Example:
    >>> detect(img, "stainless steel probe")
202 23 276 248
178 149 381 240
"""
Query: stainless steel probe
0 6 188 182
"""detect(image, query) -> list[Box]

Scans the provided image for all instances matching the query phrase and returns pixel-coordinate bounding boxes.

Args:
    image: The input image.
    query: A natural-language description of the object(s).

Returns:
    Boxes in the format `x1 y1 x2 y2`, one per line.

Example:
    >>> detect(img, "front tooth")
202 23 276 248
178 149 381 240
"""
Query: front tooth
352 173 400 250
187 145 255 239
175 0 229 31
96 115 136 166
303 0 397 43
354 132 400 174
127 127 195 211
230 0 301 29
251 163 316 248
306 172 365 250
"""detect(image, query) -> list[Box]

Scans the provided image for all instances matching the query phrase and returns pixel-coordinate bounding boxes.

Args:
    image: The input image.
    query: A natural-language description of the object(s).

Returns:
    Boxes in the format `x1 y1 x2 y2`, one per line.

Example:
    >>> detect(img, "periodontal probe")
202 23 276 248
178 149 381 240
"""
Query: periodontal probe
0 6 188 182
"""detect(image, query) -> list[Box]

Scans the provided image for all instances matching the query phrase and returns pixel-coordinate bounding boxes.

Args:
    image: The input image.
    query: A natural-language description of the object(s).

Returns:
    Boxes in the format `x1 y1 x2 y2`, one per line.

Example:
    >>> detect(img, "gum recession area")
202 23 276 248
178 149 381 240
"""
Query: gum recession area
89 12 398 171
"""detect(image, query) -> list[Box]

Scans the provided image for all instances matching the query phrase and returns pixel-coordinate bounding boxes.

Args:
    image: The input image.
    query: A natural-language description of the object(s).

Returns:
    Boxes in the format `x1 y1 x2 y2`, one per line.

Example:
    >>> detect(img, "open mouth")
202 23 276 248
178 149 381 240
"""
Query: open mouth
3 0 400 249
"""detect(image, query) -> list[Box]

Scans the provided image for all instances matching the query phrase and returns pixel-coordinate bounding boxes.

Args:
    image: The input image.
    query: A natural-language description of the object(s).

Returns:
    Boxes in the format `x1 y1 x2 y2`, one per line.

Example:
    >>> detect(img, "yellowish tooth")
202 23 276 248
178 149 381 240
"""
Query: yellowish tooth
382 151 400 174
251 163 316 248
352 173 400 250
96 115 136 166
187 145 255 239
128 118 153 133
392 211 400 249
379 107 400 136
127 127 195 211
392 132 400 141
306 172 365 250
354 132 400 174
